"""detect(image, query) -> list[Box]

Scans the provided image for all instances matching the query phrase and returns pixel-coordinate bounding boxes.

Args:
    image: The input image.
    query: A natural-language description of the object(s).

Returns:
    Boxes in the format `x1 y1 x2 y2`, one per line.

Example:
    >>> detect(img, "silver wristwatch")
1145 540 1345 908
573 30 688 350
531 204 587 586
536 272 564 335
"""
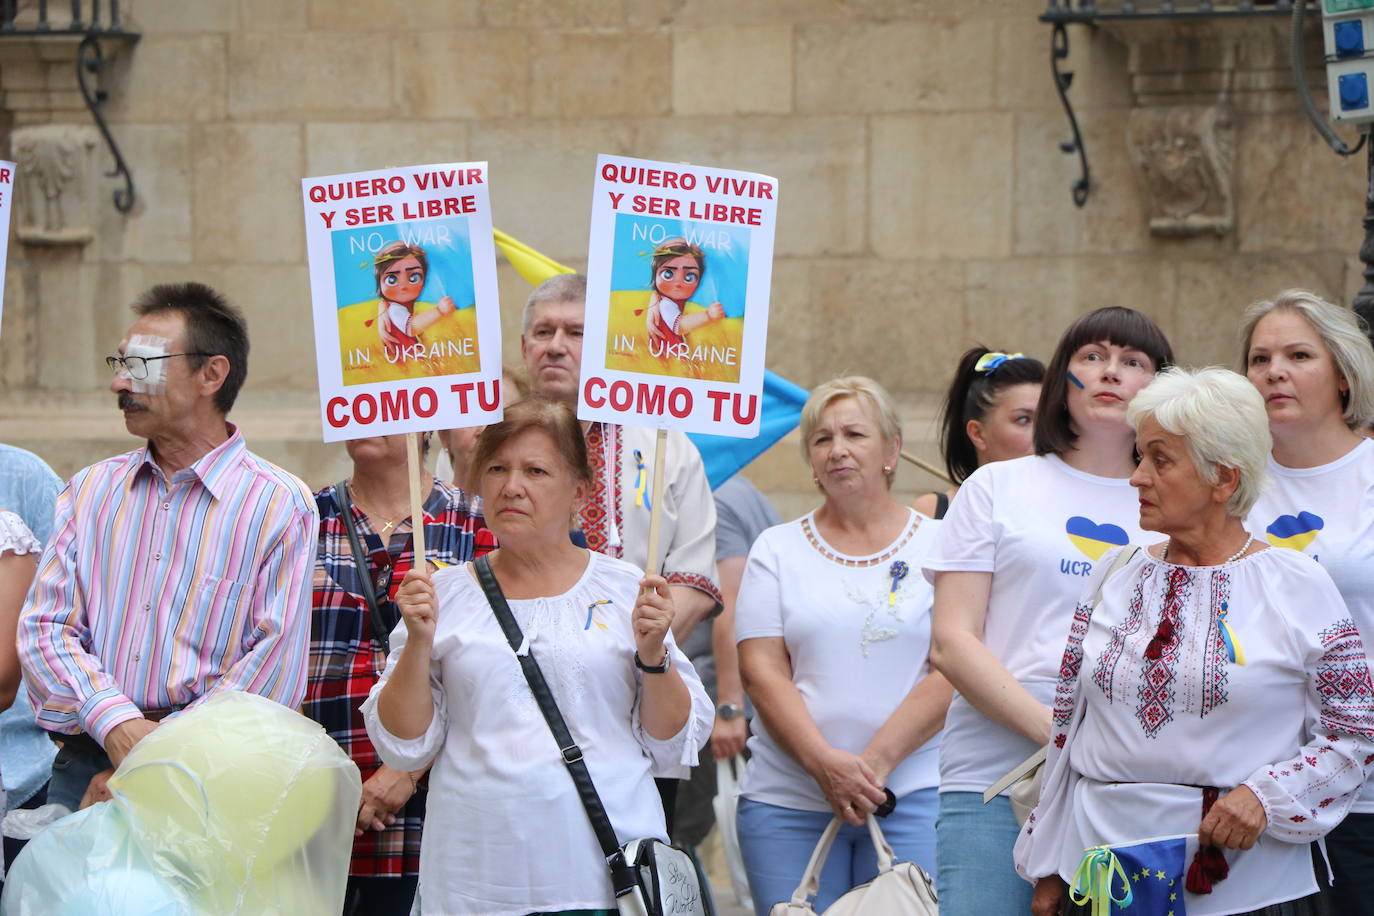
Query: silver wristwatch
717 702 744 720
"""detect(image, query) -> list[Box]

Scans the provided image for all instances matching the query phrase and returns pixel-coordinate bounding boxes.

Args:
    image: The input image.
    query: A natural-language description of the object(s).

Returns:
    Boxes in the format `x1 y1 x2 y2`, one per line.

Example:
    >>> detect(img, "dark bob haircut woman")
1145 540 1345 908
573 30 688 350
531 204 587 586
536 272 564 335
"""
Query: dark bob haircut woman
1033 307 1174 457
938 346 1046 484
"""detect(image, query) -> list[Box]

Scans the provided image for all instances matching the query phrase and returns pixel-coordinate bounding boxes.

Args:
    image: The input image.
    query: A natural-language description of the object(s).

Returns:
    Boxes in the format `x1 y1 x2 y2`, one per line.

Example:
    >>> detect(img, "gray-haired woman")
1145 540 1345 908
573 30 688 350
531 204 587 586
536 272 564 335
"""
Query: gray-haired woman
1015 367 1374 916
1241 290 1374 914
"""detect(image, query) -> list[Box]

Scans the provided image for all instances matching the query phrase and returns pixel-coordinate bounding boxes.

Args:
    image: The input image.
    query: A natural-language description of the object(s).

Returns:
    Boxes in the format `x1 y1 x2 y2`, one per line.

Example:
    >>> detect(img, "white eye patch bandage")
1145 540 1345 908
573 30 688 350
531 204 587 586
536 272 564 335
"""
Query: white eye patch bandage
124 334 172 394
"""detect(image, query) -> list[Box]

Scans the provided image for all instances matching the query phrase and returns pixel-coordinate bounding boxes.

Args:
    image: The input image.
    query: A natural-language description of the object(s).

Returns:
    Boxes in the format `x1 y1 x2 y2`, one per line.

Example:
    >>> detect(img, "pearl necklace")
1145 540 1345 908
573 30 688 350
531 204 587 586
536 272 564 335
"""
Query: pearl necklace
1162 534 1253 566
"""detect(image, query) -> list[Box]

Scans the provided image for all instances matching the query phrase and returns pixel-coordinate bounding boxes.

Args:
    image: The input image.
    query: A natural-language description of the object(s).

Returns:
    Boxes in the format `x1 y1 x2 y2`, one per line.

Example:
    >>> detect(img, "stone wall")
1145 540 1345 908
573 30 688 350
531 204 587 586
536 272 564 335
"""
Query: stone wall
0 0 1364 515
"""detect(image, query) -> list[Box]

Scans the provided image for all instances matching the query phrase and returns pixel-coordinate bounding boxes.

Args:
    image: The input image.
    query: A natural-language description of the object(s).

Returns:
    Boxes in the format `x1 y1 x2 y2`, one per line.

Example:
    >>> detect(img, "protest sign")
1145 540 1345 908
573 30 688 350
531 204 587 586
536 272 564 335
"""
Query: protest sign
579 154 777 439
302 162 502 443
0 162 14 338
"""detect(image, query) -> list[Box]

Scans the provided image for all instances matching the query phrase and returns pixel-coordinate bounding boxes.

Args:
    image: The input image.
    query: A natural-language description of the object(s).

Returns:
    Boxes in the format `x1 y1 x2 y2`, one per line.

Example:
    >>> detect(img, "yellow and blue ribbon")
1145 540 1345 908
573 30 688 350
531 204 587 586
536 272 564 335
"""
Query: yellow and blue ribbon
1070 846 1134 916
584 599 611 631
974 351 1026 374
888 560 909 607
1217 601 1246 665
633 449 651 511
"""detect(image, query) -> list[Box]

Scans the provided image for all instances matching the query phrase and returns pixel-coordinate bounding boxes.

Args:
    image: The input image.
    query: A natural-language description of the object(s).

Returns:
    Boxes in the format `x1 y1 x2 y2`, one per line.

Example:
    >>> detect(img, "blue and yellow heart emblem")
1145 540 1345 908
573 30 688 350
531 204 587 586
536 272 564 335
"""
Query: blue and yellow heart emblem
1066 516 1130 561
1265 511 1324 552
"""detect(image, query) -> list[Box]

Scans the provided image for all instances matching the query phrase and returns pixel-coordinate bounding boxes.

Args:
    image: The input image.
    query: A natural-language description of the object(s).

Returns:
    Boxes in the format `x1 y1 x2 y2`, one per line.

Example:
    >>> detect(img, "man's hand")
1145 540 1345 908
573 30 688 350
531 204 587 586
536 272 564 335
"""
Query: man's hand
104 718 159 769
79 768 115 810
355 765 416 837
711 715 747 760
1199 785 1267 850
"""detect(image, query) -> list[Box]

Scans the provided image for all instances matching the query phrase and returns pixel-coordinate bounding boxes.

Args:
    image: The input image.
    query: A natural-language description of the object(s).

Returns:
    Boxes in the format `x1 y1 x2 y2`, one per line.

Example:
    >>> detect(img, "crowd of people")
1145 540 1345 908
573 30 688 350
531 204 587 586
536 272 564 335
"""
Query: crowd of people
0 276 1370 916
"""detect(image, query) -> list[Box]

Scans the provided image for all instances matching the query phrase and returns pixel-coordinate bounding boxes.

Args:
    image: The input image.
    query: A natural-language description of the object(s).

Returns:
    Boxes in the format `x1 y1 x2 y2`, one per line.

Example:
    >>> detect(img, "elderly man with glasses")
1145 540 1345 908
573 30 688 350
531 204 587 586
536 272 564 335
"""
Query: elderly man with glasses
17 282 318 812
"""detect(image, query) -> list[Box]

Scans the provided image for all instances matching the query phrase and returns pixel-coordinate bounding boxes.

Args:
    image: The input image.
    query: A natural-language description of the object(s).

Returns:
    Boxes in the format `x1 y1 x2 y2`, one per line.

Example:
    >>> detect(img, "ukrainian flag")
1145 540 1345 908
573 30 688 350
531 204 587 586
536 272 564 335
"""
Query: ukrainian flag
1066 516 1130 562
1264 511 1324 552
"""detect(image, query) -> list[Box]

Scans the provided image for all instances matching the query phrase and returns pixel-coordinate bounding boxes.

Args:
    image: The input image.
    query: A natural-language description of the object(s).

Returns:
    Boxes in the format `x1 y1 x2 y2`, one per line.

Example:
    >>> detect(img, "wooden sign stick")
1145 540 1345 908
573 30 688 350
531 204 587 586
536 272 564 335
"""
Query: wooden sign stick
900 448 954 486
407 431 427 567
642 428 669 583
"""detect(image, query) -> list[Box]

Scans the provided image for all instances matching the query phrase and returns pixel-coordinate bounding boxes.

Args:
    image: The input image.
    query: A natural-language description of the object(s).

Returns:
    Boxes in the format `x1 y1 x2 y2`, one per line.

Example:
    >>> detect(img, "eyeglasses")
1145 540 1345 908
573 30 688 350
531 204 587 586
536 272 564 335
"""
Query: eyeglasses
105 352 213 381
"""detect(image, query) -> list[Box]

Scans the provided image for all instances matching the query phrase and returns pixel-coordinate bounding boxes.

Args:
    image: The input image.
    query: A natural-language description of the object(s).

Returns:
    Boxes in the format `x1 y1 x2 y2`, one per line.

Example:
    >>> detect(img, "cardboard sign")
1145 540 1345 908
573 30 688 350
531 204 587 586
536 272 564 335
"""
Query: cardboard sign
579 154 777 438
0 161 14 338
302 162 502 441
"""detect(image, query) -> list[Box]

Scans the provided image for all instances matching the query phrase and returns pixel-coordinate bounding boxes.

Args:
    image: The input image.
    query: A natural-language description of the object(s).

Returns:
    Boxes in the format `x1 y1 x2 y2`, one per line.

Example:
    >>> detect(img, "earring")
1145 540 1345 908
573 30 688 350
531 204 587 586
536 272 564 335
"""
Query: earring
883 466 892 473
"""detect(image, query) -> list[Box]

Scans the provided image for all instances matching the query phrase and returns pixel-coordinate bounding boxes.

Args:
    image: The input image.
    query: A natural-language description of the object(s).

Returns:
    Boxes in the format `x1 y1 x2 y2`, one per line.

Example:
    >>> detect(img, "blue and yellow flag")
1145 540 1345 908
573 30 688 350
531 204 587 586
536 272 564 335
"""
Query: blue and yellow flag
1072 836 1188 916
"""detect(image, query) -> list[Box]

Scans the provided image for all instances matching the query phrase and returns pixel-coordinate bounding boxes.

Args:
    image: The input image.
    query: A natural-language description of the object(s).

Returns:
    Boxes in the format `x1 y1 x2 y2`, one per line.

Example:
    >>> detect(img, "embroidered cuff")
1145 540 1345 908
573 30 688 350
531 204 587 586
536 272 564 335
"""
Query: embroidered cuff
665 571 723 611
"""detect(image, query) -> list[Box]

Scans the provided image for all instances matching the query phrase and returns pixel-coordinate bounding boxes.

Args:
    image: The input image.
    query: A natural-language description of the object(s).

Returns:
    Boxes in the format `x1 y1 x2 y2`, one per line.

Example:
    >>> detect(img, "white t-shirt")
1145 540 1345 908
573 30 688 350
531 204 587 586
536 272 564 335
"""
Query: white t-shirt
735 509 941 812
1247 436 1374 812
921 454 1149 794
361 551 713 916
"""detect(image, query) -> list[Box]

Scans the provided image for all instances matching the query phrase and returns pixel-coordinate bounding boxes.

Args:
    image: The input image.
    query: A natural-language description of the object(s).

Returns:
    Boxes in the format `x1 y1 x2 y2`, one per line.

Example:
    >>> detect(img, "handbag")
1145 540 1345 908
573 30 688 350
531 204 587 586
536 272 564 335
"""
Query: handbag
769 815 938 916
985 545 1141 826
472 555 713 916
712 757 753 910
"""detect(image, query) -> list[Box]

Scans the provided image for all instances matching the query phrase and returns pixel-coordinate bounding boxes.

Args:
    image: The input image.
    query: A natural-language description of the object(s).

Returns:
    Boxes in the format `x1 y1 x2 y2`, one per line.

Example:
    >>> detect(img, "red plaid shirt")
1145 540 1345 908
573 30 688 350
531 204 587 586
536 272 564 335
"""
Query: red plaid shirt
303 479 494 877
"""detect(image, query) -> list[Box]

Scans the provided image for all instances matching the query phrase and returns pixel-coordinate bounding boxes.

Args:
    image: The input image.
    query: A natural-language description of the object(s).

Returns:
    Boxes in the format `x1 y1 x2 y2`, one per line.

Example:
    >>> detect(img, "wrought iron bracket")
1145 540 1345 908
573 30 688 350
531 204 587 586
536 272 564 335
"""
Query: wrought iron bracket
75 33 134 214
1051 22 1092 208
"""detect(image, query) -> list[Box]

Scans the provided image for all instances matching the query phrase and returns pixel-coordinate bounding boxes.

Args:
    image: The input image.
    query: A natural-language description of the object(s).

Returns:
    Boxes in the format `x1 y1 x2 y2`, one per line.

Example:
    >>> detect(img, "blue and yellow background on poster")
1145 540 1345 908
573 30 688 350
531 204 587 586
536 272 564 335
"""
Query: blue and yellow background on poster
331 216 480 386
603 214 749 384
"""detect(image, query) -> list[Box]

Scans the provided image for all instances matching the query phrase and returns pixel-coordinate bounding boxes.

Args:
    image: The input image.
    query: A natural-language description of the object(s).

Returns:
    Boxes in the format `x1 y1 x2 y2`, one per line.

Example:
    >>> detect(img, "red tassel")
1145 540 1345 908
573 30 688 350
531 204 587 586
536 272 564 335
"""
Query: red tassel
1186 856 1212 894
1202 847 1230 881
1145 637 1164 660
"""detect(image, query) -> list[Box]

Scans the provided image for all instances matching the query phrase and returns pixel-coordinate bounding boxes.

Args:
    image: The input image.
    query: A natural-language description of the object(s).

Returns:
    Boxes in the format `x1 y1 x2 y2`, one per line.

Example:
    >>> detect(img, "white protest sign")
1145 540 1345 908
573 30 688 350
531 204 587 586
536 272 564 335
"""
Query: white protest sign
579 154 777 438
0 161 14 338
302 162 502 442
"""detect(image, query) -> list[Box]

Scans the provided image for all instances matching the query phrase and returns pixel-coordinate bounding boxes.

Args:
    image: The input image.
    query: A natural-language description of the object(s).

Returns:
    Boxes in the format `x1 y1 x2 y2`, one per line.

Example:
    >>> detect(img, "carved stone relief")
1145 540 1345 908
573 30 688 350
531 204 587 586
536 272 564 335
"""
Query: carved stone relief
1126 105 1235 238
12 124 98 245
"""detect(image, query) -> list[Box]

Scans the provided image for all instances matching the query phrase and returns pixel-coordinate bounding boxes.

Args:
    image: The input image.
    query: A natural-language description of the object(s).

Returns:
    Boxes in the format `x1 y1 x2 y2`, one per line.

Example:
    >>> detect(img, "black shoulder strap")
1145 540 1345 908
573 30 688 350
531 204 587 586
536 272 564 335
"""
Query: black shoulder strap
472 555 638 898
335 480 393 657
934 491 950 520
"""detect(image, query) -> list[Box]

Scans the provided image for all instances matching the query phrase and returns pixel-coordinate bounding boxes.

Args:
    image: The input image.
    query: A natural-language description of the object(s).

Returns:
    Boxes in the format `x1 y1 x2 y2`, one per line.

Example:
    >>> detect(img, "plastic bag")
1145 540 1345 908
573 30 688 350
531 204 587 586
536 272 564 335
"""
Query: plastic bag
2 803 72 841
2 692 362 915
712 757 753 910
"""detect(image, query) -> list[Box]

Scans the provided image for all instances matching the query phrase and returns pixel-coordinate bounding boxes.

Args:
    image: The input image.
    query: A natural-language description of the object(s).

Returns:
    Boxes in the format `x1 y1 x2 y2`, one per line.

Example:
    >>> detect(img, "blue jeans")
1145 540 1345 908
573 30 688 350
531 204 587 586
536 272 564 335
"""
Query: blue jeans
46 741 111 812
737 790 937 916
936 791 1033 916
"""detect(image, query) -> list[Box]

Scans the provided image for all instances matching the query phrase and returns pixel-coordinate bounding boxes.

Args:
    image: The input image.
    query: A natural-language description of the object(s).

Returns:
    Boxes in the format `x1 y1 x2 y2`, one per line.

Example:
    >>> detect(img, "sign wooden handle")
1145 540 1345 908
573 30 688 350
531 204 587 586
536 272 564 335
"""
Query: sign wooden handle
900 449 954 486
407 432 427 566
643 428 668 578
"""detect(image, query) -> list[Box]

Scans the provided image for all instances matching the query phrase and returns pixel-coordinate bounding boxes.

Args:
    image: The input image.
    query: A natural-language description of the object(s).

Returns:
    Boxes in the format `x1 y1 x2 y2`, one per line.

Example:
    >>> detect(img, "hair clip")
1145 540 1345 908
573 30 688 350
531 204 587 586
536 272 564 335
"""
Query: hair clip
973 352 1026 375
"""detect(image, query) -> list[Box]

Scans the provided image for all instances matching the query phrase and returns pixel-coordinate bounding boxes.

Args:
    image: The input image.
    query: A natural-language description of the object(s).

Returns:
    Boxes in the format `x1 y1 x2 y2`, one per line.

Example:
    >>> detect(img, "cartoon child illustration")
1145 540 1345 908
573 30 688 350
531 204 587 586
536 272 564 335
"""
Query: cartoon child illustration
642 238 725 347
372 241 456 353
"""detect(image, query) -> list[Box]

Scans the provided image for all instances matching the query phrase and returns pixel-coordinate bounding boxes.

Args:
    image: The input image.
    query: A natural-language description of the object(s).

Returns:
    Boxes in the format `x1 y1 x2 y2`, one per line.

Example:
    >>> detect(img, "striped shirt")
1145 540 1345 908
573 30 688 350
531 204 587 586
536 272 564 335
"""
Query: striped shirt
18 426 318 744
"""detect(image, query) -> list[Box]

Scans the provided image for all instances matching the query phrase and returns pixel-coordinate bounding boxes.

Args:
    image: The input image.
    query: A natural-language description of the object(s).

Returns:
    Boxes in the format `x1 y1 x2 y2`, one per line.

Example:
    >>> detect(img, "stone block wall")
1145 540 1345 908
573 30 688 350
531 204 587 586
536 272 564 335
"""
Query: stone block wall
0 0 1364 510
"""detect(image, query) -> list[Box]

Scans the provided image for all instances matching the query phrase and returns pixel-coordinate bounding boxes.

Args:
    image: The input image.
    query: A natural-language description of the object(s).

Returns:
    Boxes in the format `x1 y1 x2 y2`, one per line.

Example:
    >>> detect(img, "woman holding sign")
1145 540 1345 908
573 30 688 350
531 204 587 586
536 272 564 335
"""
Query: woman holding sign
735 376 948 914
362 398 712 915
923 307 1173 916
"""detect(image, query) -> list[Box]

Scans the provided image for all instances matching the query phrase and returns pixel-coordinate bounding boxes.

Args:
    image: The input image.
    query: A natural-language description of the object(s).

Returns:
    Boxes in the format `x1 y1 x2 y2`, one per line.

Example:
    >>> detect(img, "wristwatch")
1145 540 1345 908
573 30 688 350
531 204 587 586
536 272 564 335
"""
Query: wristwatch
634 649 671 674
717 702 744 721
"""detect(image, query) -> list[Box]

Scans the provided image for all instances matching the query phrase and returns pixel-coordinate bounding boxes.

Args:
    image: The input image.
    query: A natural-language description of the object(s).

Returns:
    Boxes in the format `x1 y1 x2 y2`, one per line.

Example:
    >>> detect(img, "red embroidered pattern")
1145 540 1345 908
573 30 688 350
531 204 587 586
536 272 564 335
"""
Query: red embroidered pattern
1316 618 1374 740
1053 599 1094 731
1134 566 1192 738
666 570 724 607
579 423 624 559
1199 570 1231 718
1091 570 1147 701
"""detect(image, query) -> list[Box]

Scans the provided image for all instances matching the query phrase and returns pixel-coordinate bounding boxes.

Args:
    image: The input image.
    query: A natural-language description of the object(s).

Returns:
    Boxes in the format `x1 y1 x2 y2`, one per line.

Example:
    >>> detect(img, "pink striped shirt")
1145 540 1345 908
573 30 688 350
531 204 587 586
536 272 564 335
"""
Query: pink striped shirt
18 427 318 744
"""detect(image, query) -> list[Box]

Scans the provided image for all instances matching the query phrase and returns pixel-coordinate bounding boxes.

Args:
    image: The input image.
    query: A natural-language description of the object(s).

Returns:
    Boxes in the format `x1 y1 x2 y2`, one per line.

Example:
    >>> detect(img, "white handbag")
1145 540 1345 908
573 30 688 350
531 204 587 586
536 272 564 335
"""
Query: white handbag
769 816 939 916
712 758 754 910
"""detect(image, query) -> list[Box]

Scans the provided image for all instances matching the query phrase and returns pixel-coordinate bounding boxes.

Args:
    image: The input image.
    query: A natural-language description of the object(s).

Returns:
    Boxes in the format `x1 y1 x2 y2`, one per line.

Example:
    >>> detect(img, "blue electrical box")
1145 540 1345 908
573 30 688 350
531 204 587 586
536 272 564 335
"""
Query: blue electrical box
1324 1 1374 123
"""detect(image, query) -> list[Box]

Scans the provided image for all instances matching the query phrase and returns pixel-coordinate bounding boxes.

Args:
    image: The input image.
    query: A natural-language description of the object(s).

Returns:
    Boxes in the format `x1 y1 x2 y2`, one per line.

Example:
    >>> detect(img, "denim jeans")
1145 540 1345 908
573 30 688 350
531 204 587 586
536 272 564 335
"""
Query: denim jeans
737 789 938 916
935 791 1033 916
46 741 111 812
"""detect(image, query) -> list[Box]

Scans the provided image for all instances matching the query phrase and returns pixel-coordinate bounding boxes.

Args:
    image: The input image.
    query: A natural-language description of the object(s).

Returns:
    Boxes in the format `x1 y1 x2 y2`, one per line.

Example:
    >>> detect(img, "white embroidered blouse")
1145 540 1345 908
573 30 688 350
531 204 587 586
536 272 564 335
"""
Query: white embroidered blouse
361 551 713 916
1014 545 1374 916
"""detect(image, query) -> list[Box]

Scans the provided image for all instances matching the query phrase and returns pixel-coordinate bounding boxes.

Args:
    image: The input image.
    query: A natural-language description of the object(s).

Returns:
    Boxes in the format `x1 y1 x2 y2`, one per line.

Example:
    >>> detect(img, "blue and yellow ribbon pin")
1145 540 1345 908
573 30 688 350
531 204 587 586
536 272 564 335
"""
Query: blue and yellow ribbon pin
1070 846 1134 916
887 561 909 607
584 599 611 631
633 449 652 511
1217 601 1246 665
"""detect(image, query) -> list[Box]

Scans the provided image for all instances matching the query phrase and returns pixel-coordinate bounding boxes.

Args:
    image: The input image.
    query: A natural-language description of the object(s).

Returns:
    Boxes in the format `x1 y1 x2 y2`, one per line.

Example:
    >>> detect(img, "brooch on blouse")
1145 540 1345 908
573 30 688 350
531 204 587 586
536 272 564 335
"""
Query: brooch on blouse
887 561 909 607
1217 602 1246 665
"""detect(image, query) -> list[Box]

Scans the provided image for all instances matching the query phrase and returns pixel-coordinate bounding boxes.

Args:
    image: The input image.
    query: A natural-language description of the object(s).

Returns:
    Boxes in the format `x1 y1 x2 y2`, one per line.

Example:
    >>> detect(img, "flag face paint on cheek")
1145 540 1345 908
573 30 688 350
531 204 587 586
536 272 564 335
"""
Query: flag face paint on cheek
125 334 172 395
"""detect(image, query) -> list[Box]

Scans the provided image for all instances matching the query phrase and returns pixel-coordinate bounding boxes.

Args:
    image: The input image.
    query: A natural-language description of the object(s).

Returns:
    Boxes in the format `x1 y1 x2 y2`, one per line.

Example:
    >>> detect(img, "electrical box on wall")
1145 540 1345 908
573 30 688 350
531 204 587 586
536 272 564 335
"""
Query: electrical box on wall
1324 0 1374 123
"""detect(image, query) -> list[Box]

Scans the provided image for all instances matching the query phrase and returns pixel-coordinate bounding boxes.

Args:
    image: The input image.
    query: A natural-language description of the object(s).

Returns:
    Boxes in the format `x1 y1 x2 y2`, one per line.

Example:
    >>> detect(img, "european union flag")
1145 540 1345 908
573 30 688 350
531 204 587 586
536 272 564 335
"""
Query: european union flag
1071 837 1188 916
